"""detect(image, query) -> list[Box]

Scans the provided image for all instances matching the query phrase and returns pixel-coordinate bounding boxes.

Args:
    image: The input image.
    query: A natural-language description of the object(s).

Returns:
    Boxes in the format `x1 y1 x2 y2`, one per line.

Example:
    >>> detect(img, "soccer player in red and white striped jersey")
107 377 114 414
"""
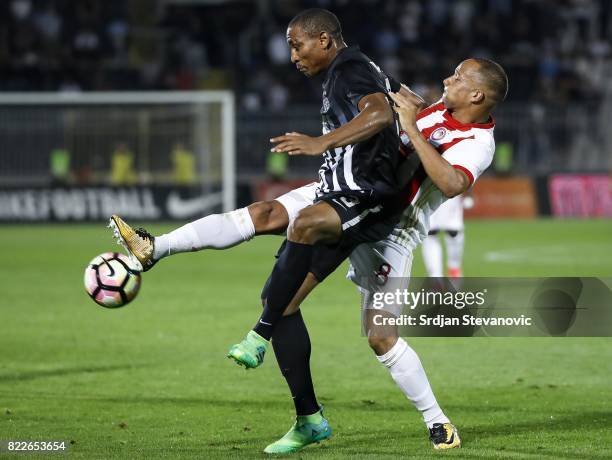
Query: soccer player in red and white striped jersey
348 58 507 449
388 82 496 250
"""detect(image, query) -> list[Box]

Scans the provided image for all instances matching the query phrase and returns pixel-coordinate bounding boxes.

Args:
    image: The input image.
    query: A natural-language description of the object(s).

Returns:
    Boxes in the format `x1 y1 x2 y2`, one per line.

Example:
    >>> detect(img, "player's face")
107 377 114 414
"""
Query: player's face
442 60 481 109
286 26 329 77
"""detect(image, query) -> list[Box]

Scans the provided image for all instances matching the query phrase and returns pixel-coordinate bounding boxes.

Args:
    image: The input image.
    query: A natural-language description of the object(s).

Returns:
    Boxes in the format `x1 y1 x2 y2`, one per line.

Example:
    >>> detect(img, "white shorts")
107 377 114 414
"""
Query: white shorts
347 238 416 317
428 195 464 231
274 182 318 222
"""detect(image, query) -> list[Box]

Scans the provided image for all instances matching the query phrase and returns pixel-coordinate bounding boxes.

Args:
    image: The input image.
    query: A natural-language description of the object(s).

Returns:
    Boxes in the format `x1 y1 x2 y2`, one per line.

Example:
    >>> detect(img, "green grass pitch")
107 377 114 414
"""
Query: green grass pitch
1 219 611 459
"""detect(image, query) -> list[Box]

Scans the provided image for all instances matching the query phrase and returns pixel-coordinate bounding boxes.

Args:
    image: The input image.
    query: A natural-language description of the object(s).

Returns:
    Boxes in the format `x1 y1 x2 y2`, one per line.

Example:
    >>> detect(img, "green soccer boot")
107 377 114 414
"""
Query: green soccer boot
227 331 269 369
264 409 332 454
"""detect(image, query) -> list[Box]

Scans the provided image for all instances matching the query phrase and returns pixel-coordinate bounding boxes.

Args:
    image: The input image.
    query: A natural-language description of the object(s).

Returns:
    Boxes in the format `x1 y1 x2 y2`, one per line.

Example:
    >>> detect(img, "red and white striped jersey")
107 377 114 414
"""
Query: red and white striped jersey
390 102 495 248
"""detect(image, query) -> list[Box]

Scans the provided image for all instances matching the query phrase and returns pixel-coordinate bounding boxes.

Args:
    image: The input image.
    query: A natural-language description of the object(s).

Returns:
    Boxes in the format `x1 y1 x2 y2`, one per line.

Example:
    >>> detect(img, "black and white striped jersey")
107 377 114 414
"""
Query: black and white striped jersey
316 45 403 200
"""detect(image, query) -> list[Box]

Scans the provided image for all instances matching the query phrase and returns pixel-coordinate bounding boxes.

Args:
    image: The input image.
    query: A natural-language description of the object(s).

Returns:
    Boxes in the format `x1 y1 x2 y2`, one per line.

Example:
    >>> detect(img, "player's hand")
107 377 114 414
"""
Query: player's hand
270 132 328 156
388 84 426 128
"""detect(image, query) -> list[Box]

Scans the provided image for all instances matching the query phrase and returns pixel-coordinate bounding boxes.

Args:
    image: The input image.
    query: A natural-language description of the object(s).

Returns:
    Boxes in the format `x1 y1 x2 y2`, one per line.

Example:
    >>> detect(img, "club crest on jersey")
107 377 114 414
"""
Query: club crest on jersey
431 127 448 142
321 96 330 113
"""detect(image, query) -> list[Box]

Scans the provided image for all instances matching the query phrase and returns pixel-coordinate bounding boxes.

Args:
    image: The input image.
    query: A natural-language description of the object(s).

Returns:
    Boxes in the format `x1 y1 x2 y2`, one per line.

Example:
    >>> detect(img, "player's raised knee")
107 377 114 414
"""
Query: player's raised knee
289 204 342 244
248 201 289 235
288 210 322 244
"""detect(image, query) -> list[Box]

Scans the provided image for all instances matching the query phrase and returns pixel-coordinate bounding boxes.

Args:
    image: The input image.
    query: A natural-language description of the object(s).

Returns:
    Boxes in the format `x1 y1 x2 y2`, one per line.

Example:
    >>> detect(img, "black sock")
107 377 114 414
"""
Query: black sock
254 241 313 340
272 310 319 416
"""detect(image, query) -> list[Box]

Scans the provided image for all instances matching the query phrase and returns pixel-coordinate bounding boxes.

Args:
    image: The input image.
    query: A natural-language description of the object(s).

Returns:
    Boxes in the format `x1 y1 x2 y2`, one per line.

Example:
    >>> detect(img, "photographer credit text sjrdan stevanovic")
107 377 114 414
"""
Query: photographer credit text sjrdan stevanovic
362 277 612 337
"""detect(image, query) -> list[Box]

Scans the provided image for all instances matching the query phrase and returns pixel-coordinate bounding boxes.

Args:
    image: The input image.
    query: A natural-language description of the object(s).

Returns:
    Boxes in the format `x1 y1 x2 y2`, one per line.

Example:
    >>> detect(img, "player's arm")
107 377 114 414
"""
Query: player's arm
320 92 394 150
271 93 393 156
389 86 470 198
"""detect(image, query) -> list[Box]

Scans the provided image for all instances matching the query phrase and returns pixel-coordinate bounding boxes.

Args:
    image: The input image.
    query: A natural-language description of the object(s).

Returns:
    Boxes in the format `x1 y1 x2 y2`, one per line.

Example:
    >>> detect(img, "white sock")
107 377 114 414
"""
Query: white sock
445 230 464 272
153 207 255 260
376 338 450 429
422 234 444 277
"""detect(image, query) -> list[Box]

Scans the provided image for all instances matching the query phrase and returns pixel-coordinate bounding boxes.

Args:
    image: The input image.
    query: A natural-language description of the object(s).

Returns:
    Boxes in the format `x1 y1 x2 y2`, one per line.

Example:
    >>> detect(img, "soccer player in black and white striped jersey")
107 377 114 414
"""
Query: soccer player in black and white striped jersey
228 8 419 368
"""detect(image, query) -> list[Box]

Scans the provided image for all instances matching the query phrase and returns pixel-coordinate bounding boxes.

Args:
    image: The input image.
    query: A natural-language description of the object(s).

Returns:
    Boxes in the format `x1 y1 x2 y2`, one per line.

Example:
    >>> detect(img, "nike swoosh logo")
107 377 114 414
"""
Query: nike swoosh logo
166 192 223 219
259 320 272 326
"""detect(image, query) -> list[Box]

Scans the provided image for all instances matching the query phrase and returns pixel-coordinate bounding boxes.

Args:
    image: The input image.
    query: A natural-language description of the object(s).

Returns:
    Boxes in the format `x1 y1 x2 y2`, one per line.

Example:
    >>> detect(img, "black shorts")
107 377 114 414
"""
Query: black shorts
260 193 404 295
317 193 403 246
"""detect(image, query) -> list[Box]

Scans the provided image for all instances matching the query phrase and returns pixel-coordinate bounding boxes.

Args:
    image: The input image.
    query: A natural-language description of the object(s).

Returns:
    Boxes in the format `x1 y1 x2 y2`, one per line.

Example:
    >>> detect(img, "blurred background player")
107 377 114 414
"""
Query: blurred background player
110 142 137 185
421 194 467 278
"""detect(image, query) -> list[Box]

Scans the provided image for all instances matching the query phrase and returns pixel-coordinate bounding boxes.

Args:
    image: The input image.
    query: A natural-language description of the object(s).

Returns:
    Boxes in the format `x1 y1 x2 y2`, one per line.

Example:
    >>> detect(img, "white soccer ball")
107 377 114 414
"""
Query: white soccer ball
84 252 141 308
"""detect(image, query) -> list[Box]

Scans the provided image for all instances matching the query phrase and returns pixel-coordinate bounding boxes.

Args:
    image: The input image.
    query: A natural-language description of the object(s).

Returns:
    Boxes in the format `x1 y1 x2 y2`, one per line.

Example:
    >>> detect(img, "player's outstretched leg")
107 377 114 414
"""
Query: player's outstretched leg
109 215 157 272
227 330 269 369
108 202 289 272
263 407 331 454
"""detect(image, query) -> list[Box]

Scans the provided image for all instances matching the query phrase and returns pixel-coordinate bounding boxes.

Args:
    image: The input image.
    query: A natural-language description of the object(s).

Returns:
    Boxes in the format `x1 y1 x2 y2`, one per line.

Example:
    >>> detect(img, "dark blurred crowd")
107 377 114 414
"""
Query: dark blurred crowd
2 0 611 109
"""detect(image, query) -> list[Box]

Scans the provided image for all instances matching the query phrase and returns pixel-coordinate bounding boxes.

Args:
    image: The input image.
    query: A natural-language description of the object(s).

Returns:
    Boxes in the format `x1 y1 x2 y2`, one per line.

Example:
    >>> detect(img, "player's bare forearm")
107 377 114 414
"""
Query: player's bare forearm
404 125 470 197
271 93 393 156
318 93 394 151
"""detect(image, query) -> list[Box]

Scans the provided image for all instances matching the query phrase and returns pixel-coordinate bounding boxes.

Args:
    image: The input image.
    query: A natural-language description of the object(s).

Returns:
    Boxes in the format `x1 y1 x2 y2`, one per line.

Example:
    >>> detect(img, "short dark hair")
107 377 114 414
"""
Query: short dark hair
473 58 509 104
288 8 342 40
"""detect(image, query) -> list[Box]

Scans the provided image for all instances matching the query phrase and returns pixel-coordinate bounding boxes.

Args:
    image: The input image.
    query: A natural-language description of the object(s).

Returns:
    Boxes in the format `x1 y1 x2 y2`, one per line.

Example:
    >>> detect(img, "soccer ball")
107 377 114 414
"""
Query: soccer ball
84 252 141 308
